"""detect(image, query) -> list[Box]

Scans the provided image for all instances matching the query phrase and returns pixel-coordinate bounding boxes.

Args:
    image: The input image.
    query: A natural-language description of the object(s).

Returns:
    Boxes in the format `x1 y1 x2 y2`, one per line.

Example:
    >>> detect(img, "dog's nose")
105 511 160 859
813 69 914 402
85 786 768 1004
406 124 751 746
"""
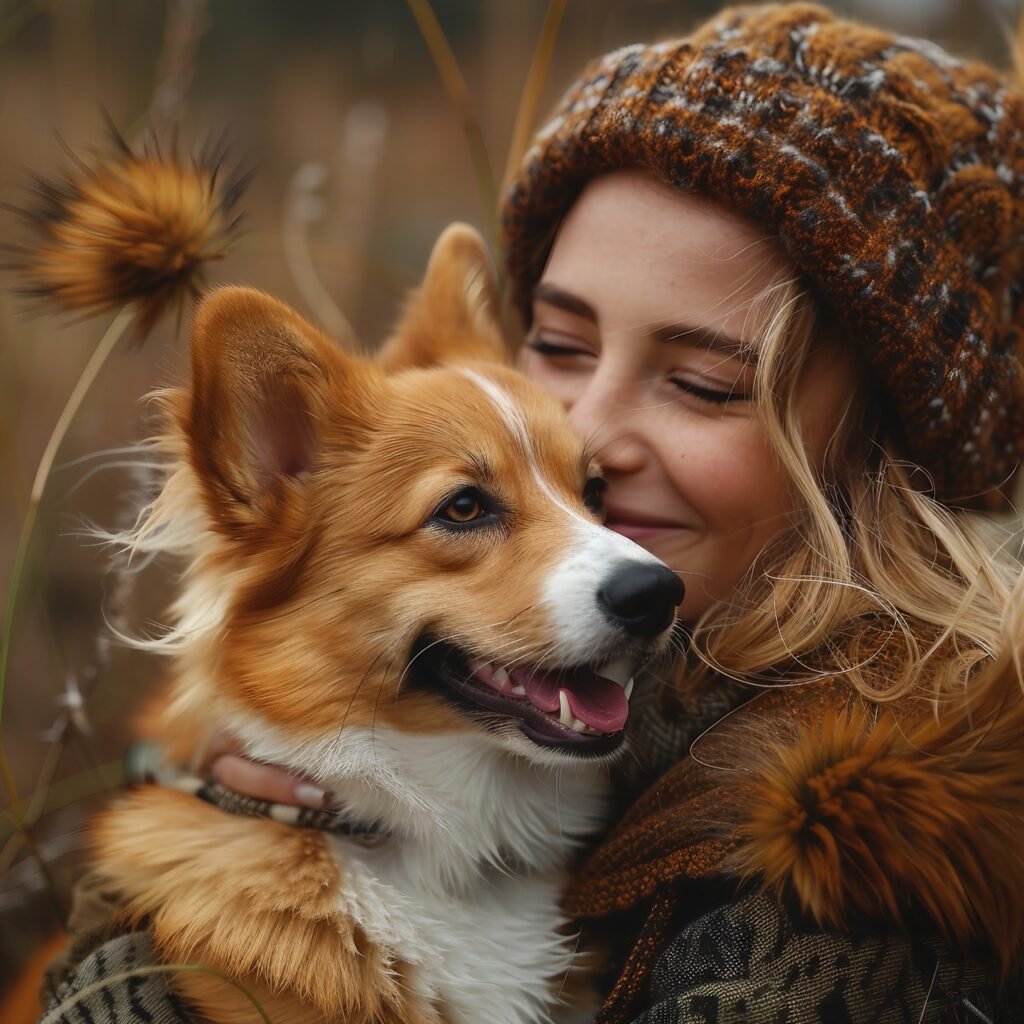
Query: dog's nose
598 562 684 638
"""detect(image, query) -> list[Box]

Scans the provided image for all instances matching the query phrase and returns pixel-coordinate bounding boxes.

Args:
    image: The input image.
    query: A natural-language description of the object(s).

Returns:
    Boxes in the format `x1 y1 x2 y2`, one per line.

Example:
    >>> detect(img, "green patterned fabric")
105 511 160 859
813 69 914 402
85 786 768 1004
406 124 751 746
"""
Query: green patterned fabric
630 889 1006 1024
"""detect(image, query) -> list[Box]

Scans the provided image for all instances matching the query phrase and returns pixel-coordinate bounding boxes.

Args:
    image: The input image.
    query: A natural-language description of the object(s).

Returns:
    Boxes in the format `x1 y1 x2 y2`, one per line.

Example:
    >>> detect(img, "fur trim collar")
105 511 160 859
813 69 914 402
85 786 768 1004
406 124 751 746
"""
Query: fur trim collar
566 661 1024 971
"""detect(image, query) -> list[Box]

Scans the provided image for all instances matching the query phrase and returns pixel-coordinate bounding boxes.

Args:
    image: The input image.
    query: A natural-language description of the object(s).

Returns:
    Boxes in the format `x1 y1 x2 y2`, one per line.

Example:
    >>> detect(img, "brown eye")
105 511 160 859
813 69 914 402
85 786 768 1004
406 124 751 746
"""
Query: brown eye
442 490 485 523
430 486 501 531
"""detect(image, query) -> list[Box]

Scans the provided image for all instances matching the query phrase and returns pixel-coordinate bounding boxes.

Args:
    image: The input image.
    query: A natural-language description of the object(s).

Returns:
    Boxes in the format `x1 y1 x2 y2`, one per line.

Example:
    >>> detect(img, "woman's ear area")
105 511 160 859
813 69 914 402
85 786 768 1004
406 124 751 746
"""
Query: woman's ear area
185 285 365 534
377 222 508 372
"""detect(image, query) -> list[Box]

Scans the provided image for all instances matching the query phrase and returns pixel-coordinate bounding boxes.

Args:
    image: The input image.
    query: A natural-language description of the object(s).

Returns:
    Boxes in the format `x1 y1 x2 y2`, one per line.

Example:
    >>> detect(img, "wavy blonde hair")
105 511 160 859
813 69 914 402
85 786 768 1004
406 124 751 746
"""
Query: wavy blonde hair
685 272 1023 703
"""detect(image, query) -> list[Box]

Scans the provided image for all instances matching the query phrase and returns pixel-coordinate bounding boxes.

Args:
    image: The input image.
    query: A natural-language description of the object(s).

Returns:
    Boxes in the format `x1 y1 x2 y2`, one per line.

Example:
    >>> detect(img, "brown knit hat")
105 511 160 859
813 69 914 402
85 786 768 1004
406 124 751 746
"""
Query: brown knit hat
502 3 1024 509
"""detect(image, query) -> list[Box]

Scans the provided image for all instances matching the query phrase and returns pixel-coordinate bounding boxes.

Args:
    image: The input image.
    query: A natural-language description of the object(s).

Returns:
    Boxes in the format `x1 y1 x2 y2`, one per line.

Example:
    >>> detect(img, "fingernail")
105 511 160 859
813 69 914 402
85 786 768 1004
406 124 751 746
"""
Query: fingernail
294 782 329 809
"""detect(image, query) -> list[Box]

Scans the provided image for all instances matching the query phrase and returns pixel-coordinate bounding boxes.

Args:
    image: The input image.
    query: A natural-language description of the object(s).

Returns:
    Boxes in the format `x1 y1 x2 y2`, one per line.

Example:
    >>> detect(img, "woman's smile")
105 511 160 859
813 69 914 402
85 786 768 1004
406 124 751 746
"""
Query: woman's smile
603 501 687 542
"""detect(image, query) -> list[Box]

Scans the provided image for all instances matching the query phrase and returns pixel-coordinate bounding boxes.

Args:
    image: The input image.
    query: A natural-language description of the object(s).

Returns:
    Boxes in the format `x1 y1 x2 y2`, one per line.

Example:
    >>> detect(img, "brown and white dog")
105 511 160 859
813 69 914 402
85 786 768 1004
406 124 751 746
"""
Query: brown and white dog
91 225 682 1024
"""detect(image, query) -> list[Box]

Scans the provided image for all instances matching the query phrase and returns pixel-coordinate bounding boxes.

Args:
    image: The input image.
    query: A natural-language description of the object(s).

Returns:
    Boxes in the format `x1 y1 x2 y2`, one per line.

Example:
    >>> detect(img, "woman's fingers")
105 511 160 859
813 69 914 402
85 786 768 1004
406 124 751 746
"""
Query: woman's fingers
210 753 330 809
206 732 245 760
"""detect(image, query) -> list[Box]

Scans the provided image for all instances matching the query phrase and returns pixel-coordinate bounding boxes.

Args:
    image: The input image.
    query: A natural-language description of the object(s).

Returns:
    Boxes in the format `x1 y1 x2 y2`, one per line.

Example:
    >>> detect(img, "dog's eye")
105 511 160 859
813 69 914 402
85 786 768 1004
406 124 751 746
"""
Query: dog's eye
583 477 607 516
439 489 486 524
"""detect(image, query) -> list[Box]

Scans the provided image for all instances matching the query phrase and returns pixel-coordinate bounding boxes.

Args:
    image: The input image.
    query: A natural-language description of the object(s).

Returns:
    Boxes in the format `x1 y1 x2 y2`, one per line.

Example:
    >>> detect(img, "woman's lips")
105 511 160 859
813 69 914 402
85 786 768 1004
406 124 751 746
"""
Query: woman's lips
603 504 684 541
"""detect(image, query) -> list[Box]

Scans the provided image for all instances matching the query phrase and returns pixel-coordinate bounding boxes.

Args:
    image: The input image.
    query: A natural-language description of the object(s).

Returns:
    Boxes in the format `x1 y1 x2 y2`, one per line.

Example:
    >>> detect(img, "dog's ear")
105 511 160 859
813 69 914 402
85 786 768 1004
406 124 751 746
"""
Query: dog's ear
185 286 372 535
377 223 507 372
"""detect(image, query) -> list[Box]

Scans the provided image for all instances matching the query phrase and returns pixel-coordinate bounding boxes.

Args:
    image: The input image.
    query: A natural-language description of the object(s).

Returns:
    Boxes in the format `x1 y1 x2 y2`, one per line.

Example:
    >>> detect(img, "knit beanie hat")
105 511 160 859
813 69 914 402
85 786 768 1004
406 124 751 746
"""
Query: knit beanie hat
502 3 1024 510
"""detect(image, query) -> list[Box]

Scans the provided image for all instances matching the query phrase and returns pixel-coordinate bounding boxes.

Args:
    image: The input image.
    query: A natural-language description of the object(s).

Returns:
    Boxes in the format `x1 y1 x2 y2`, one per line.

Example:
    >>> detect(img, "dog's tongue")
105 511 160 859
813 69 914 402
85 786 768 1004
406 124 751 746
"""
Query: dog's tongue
515 667 628 733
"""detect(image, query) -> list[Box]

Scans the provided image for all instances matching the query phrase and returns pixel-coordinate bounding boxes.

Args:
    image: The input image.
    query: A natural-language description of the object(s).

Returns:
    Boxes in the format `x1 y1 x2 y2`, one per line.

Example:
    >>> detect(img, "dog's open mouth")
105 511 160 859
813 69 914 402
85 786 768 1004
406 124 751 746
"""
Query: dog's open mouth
412 638 635 755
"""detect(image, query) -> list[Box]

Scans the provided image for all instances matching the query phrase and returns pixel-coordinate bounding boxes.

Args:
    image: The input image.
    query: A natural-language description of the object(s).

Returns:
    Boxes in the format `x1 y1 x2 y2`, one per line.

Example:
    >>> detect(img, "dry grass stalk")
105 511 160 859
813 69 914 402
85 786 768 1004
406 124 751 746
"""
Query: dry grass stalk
404 0 498 238
502 0 568 191
283 162 360 348
148 0 210 132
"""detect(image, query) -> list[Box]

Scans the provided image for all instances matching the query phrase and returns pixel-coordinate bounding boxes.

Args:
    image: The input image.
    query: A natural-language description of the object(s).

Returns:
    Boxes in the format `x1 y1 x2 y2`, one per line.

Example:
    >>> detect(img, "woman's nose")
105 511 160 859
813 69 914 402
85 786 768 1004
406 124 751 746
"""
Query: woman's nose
568 372 648 473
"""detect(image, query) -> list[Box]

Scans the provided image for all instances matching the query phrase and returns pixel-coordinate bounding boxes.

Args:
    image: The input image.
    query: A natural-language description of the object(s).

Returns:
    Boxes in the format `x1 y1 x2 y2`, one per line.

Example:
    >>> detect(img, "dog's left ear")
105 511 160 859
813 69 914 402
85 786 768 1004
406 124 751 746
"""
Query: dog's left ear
377 223 507 371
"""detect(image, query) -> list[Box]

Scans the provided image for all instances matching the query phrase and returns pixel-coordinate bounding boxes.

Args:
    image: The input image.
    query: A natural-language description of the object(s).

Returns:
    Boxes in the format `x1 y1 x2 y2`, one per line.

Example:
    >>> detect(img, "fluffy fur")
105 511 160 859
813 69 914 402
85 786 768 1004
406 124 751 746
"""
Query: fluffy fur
93 788 413 1024
12 130 246 334
735 654 1024 972
89 224 674 1023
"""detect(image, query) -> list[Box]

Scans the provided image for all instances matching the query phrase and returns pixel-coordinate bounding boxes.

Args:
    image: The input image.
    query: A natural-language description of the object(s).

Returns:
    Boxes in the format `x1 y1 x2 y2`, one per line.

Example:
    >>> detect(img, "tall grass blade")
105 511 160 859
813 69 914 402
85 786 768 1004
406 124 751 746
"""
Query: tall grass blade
503 0 568 191
0 306 135 742
403 0 498 240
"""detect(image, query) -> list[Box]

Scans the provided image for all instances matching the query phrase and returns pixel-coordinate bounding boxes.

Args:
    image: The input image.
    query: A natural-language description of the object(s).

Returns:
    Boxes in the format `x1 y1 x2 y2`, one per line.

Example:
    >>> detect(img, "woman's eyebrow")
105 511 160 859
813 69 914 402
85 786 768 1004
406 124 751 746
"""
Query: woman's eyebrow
532 282 598 322
652 322 758 364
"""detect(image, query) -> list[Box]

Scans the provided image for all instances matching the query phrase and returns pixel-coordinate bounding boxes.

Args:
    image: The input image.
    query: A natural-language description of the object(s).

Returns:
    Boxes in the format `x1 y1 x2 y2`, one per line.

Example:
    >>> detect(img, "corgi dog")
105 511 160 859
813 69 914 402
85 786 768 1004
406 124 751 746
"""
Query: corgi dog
90 225 683 1024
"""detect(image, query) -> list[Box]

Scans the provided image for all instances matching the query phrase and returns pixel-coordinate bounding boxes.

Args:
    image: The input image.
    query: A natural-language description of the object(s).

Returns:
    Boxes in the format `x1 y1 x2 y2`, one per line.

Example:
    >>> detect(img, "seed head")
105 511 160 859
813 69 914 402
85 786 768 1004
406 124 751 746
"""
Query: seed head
12 131 248 336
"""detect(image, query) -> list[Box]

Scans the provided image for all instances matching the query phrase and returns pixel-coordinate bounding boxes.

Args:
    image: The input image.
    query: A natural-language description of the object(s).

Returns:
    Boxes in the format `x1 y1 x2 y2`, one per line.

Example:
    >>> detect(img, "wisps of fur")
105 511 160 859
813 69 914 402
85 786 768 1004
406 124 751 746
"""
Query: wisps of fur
93 787 430 1023
734 655 1024 971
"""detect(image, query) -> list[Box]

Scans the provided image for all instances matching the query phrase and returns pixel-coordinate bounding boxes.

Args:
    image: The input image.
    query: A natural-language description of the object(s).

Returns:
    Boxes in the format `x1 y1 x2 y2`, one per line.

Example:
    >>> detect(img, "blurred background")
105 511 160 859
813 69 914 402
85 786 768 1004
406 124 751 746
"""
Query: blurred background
1 0 1021 998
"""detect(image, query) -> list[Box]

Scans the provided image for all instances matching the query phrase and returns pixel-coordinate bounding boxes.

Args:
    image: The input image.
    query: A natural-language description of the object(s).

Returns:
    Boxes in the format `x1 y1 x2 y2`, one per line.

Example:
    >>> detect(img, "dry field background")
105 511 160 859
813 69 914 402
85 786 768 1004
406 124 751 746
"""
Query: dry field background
0 0 1016 992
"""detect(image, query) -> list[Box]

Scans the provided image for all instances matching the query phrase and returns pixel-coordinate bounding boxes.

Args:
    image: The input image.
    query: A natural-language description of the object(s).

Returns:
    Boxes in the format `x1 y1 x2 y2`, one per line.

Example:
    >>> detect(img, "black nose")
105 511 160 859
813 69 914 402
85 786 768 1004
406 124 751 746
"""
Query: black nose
598 562 684 638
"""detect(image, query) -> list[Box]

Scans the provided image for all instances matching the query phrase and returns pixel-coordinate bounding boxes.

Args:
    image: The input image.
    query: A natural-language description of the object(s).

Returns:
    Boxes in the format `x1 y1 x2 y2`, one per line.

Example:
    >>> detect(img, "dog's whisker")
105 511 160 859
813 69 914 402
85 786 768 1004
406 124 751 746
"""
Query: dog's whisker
335 649 388 743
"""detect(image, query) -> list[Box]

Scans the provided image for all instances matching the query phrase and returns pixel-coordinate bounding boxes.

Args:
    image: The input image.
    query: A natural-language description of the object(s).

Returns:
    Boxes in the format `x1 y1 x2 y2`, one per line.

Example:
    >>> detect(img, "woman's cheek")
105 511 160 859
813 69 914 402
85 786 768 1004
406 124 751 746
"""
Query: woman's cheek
662 415 789 529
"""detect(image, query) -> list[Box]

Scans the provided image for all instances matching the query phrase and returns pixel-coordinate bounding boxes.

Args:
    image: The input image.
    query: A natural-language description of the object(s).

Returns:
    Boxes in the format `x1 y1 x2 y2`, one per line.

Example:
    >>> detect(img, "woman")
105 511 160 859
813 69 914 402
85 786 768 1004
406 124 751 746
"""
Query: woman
46 3 1024 1021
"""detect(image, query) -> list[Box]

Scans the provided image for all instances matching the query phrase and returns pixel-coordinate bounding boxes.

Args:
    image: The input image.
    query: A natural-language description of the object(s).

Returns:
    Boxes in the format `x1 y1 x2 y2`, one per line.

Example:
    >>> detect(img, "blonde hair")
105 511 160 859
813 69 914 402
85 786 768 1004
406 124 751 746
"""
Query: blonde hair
686 273 1023 703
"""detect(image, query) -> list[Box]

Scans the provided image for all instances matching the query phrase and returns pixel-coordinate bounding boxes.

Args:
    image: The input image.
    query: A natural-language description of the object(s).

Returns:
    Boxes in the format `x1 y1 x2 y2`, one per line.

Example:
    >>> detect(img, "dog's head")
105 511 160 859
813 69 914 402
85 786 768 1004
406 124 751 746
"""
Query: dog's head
158 225 681 768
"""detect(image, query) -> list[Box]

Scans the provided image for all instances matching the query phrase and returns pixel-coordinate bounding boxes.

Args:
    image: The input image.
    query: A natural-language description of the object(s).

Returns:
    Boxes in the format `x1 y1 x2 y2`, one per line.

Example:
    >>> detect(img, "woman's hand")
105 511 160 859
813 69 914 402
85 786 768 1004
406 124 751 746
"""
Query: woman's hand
208 734 333 810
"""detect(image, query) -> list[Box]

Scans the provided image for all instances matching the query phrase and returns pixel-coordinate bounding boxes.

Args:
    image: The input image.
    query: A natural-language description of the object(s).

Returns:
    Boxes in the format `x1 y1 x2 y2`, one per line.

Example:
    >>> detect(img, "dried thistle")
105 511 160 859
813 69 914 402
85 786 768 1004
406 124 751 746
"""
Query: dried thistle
11 129 247 336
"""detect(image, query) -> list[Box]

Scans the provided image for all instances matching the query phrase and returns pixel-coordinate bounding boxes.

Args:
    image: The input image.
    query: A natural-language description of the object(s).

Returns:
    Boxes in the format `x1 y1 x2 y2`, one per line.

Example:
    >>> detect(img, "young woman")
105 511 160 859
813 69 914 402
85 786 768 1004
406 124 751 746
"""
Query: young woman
45 3 1024 1021
494 6 1024 1020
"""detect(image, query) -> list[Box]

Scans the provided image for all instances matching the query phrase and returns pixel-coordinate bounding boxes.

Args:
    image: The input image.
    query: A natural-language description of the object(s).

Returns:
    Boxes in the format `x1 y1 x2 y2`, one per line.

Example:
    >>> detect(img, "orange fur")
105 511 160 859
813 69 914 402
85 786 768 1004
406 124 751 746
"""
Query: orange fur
173 966 437 1024
93 788 427 1022
377 225 507 371
735 657 1024 971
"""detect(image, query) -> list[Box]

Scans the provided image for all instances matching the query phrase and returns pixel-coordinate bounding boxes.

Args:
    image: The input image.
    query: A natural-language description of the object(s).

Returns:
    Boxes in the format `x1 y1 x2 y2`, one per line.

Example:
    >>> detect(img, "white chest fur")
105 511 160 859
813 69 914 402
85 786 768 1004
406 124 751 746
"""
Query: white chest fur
229 718 611 1024
335 840 586 1024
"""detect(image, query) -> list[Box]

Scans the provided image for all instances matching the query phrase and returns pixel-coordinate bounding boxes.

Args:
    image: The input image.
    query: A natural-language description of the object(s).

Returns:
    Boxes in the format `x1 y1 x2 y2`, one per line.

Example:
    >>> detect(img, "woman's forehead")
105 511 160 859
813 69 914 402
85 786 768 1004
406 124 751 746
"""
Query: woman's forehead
541 170 789 343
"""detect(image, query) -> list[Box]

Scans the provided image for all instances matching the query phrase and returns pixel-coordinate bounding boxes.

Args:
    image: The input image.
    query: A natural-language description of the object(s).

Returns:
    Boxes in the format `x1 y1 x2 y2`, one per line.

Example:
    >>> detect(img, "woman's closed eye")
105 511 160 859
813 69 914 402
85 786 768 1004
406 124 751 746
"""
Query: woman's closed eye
670 375 749 405
526 330 595 360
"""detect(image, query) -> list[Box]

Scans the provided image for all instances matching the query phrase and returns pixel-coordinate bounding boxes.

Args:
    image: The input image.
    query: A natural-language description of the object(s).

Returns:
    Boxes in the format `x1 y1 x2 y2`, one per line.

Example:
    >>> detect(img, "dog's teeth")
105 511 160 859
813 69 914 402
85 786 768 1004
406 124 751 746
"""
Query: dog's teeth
598 656 633 687
571 717 588 733
624 677 634 700
558 690 572 727
492 666 511 690
510 685 526 696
